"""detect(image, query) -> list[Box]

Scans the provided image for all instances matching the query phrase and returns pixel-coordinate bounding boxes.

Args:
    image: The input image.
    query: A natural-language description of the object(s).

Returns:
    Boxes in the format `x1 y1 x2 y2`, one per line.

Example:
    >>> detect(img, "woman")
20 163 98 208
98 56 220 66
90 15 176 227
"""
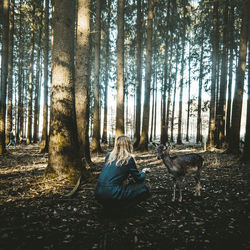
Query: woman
95 135 150 210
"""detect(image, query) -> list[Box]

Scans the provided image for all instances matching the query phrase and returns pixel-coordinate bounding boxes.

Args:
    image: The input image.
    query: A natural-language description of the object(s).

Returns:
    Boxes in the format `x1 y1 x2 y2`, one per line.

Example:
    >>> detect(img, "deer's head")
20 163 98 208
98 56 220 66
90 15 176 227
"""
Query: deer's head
152 142 170 160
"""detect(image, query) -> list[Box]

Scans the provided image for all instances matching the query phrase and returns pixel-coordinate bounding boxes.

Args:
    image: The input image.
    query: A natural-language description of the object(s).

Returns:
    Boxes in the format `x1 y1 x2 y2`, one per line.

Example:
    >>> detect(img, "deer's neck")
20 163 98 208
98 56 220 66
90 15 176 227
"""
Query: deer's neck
162 154 175 172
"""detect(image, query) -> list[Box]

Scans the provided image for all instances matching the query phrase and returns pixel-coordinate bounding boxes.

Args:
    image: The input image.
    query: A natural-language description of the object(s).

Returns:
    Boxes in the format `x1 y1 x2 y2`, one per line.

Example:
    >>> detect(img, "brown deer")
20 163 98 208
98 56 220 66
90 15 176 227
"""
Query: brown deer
152 142 204 202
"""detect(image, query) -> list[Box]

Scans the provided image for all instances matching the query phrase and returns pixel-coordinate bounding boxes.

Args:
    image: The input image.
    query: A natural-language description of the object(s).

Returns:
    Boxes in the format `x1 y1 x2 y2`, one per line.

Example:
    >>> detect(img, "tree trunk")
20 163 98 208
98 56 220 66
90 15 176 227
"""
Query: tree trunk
207 0 219 150
217 0 229 148
242 38 250 162
102 0 111 144
33 3 43 144
134 0 142 147
228 0 248 154
27 1 36 145
91 0 102 153
138 0 153 151
6 0 14 145
0 0 9 155
116 0 125 138
75 0 92 167
40 0 49 153
46 0 81 181
196 26 204 144
186 44 191 142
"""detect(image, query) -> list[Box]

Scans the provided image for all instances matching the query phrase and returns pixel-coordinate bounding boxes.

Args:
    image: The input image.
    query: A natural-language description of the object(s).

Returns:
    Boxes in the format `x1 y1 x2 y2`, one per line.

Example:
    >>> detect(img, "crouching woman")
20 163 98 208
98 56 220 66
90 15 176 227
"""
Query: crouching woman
95 135 150 211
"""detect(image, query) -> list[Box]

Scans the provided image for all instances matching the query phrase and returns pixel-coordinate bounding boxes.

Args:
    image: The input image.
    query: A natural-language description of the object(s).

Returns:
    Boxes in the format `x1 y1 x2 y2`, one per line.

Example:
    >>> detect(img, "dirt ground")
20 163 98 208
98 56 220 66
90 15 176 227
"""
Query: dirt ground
0 144 249 250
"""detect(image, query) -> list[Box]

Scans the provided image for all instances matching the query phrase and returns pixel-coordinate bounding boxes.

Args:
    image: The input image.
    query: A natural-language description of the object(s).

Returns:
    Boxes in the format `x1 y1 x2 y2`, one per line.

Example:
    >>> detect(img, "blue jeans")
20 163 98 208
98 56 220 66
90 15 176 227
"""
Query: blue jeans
7 139 16 148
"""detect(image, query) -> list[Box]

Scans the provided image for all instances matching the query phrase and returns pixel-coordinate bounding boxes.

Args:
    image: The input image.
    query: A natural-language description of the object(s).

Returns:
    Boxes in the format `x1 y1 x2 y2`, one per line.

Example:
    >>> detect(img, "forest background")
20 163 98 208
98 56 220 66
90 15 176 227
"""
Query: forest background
0 0 250 182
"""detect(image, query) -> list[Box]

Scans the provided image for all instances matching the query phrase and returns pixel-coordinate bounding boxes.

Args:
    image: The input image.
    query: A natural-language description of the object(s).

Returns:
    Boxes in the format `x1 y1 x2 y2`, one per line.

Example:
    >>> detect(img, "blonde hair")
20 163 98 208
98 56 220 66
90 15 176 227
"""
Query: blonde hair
108 135 133 167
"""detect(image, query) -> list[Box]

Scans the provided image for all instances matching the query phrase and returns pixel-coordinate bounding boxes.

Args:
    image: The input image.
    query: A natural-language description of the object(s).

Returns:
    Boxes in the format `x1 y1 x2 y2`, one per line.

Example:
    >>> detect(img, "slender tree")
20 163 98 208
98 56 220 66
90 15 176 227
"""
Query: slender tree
0 0 9 155
138 0 153 151
116 0 125 138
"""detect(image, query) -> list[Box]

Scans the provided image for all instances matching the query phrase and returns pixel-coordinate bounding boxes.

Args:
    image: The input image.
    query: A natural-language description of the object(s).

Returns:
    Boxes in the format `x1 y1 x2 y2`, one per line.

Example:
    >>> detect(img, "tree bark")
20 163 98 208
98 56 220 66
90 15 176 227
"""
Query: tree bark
138 0 153 151
134 0 142 147
40 0 49 153
0 0 9 155
46 0 81 181
91 0 102 153
116 0 125 139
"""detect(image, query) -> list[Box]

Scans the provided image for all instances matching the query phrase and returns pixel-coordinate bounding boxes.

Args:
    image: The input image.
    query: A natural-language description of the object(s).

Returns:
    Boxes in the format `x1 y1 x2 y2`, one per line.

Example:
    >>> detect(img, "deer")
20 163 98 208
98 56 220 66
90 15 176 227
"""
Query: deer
152 142 204 202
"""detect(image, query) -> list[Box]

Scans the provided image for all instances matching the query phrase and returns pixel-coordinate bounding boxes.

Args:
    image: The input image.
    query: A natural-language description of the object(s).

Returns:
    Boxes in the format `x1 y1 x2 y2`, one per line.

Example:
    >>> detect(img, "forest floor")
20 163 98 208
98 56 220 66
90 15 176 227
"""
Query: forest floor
0 143 249 250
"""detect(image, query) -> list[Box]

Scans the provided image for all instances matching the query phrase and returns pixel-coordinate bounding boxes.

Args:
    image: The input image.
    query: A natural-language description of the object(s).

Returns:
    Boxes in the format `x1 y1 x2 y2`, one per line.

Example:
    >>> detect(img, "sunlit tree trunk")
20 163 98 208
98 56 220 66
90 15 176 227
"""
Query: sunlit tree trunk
134 0 142 147
228 0 248 154
33 4 43 144
217 0 229 148
46 0 81 181
91 0 102 152
6 0 14 145
186 44 191 142
0 0 9 155
138 0 153 151
242 38 250 162
40 0 49 153
116 0 125 138
75 0 92 168
102 0 111 144
207 0 219 150
196 26 204 144
27 1 36 145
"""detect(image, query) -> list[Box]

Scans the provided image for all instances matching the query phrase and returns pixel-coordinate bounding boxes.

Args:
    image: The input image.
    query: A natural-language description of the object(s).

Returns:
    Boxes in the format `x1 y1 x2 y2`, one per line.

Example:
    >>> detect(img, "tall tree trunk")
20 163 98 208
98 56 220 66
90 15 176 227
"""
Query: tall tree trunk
40 0 49 153
27 1 36 145
207 0 219 150
186 46 191 142
242 38 250 162
6 0 14 145
102 0 111 144
217 0 229 148
75 0 92 168
33 4 43 144
46 0 81 181
226 3 235 139
150 64 155 142
91 0 102 152
196 26 204 144
134 0 142 147
138 0 153 151
0 0 9 155
228 0 248 154
116 0 125 138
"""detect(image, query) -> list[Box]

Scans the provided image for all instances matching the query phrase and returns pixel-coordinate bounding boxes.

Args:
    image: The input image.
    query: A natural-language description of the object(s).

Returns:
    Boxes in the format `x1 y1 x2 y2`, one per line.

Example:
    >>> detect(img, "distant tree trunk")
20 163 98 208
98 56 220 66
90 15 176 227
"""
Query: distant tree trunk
228 0 248 154
196 26 204 144
39 0 49 153
186 45 191 142
46 0 81 181
6 0 14 145
217 0 229 148
170 42 180 143
153 67 157 141
91 0 102 152
33 4 43 144
75 0 92 167
177 15 186 144
134 0 142 147
0 0 9 155
27 1 36 145
102 0 111 144
207 0 219 150
226 3 235 139
138 0 153 151
242 39 250 162
150 65 155 142
116 0 125 138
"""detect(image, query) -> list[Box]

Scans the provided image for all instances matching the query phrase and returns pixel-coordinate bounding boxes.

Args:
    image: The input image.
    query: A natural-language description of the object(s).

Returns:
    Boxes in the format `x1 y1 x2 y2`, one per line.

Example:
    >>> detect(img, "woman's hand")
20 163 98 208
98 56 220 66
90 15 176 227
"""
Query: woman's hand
142 168 151 173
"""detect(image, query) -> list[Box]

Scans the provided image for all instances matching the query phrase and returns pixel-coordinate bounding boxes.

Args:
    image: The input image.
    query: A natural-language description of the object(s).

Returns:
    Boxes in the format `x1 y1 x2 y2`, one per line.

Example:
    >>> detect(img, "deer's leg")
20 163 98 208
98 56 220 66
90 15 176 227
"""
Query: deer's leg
194 171 201 196
178 177 184 202
172 178 177 202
